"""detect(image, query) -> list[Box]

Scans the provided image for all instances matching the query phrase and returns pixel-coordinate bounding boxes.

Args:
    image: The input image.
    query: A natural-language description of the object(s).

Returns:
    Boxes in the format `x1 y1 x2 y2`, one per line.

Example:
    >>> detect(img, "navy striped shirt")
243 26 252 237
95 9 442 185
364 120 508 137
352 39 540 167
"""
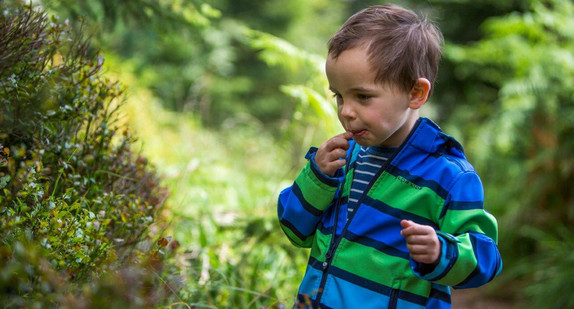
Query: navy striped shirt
348 146 396 218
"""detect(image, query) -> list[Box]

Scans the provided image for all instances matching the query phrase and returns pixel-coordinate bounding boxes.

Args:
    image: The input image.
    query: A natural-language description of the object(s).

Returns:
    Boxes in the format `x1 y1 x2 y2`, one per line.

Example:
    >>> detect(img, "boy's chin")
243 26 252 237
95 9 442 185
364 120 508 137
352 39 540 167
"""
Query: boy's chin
351 136 375 147
353 137 391 148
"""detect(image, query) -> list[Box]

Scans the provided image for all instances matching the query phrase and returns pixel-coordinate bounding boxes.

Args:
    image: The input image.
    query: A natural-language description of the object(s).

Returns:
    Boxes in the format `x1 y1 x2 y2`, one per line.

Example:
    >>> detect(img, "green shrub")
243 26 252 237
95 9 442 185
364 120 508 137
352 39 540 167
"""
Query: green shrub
442 0 574 306
0 3 179 308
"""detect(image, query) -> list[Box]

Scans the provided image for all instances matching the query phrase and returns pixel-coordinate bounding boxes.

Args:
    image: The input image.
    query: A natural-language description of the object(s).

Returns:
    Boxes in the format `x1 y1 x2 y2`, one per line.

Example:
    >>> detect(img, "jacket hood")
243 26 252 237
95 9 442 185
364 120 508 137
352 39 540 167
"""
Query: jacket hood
408 117 465 159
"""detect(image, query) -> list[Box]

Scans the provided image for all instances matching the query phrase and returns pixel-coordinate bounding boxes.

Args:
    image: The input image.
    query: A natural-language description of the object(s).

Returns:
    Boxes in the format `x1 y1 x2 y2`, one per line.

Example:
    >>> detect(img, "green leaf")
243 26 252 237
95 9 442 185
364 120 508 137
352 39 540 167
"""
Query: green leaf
0 175 11 189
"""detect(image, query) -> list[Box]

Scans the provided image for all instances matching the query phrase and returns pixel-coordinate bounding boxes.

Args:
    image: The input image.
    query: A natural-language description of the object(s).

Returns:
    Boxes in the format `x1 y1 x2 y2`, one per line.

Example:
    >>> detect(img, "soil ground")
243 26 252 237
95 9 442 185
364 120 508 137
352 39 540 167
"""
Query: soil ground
451 289 523 309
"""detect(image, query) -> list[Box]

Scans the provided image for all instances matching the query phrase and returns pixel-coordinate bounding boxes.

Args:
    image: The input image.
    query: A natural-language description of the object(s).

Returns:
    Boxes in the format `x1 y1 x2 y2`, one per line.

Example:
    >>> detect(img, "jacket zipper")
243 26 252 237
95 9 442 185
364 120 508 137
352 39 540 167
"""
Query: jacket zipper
314 144 352 305
388 288 399 309
314 119 422 306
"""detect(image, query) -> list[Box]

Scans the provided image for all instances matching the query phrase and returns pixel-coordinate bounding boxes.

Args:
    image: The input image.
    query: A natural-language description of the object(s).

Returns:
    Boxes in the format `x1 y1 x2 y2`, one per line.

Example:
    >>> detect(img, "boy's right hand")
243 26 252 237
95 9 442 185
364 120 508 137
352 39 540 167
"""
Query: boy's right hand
315 132 354 177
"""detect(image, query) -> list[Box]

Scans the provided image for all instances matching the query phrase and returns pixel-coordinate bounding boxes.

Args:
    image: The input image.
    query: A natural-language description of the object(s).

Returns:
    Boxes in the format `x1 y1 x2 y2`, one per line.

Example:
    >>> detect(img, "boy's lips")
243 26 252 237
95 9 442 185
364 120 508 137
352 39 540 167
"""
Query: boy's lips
350 129 368 136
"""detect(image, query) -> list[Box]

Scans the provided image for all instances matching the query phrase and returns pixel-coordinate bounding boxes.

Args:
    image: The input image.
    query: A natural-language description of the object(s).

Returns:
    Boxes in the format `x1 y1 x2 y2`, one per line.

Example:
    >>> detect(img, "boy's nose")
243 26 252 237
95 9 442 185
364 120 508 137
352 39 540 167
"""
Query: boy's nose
339 103 356 119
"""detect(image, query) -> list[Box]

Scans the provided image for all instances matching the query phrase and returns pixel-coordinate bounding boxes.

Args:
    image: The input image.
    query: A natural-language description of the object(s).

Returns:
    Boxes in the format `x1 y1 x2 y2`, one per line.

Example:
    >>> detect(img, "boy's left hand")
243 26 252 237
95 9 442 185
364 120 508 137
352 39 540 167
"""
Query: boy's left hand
400 220 441 265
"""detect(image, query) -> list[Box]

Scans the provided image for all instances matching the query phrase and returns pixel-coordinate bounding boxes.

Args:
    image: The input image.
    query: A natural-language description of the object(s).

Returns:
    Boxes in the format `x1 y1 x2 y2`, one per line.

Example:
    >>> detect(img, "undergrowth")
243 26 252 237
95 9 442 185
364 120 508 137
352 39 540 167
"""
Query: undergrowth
0 4 181 308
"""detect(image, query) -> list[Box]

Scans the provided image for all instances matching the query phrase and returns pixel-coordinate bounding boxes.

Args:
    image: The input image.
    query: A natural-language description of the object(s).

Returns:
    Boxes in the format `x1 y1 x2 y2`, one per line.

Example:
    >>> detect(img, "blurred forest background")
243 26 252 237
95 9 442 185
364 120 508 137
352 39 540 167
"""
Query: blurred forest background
1 0 573 308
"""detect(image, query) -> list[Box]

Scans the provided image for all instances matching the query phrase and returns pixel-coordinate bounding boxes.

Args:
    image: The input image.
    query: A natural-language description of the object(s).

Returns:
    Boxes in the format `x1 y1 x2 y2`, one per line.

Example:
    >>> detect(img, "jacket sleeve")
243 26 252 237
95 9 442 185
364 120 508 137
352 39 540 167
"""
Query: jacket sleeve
411 171 503 288
277 148 344 248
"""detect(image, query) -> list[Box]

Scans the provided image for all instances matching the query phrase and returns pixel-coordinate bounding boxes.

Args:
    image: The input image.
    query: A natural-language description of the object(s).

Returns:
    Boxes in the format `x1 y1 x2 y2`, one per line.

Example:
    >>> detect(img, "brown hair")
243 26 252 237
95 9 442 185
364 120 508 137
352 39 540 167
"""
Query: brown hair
328 4 443 93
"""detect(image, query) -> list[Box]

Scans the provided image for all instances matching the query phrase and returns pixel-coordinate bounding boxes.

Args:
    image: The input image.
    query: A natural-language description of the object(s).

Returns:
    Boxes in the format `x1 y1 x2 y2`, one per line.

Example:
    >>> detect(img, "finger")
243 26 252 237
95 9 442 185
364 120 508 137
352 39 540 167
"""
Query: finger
409 253 437 265
400 219 411 229
342 131 354 140
401 225 426 237
400 220 412 236
317 159 346 177
327 159 346 172
406 243 432 255
325 148 347 162
326 134 352 151
405 235 433 246
401 222 433 237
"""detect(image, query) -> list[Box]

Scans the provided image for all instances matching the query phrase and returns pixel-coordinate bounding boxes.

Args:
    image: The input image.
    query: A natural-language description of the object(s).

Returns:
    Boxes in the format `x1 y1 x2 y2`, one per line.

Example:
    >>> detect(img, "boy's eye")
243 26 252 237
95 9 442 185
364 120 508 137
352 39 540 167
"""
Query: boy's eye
332 93 343 104
357 94 371 101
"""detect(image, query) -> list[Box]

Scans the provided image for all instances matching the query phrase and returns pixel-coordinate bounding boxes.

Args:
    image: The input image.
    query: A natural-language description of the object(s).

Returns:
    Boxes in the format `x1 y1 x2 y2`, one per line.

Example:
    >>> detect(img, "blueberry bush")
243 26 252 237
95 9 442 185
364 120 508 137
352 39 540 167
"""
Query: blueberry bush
0 3 180 308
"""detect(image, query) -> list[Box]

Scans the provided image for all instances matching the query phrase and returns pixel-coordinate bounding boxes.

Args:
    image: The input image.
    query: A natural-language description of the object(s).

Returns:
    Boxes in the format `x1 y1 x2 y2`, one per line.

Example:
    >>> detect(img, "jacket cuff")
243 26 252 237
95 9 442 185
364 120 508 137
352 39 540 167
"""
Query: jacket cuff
305 147 345 187
410 232 459 281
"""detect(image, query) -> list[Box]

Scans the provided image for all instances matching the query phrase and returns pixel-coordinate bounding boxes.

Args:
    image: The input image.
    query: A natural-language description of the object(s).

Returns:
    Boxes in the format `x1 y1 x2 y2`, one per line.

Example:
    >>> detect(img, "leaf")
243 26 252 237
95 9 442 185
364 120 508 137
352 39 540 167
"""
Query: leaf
0 175 11 189
246 29 325 74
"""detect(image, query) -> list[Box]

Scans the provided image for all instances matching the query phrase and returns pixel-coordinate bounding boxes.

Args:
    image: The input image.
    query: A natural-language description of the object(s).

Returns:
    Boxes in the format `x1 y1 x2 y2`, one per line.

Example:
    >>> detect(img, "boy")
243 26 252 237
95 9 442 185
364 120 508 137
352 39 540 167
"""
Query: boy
277 4 502 309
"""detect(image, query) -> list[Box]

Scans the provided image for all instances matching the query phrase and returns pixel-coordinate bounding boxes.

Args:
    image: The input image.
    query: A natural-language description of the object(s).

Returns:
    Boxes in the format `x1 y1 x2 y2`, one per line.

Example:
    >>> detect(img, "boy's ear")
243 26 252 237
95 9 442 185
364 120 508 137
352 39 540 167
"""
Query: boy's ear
409 78 431 110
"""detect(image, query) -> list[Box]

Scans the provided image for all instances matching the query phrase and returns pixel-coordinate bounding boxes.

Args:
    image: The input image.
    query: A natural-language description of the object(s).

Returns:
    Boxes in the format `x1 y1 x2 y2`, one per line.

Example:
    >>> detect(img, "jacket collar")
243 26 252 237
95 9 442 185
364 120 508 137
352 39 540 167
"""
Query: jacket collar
406 117 465 157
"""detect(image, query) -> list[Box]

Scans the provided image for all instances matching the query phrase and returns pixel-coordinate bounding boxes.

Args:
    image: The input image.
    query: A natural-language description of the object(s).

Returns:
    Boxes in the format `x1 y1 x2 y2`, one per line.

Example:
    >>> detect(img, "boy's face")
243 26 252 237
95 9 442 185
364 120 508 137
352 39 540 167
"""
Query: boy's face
326 47 419 147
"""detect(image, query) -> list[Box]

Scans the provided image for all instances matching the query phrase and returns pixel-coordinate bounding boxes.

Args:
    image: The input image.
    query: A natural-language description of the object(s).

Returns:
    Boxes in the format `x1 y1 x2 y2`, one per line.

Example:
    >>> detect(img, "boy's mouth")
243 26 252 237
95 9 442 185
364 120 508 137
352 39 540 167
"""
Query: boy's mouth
350 129 368 136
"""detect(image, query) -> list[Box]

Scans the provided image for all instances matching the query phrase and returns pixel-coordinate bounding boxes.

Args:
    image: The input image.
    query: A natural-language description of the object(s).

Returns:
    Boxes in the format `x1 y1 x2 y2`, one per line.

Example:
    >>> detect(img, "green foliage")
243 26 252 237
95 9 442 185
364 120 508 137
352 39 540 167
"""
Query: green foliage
41 0 218 30
40 0 225 117
136 110 307 307
0 3 179 307
211 0 345 130
440 0 574 306
519 226 574 309
245 29 342 167
41 0 347 134
102 56 308 307
9 0 571 307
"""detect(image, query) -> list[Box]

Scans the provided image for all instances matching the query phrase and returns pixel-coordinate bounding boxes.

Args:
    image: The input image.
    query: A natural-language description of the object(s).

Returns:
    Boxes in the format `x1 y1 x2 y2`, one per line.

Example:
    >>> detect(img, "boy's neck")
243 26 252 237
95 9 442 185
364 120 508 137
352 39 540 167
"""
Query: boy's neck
379 113 420 148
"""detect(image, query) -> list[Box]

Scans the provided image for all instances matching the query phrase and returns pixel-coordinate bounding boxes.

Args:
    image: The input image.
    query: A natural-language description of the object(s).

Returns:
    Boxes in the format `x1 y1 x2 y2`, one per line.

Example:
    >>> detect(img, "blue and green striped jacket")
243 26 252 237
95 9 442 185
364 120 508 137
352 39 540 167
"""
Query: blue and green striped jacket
278 118 502 309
